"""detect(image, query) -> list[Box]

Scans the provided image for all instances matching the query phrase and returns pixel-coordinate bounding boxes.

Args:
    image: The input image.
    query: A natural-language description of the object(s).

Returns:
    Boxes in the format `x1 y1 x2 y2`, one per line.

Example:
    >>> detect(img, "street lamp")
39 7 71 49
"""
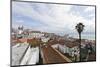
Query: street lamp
75 22 85 61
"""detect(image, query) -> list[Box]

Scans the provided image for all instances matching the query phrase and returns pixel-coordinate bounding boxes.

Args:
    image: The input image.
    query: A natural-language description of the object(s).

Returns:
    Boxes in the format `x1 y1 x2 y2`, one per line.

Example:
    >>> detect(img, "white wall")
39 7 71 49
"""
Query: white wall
52 44 79 57
52 44 71 54
20 46 31 65
28 47 39 64
51 44 59 49
41 37 50 42
58 44 65 53
20 46 39 65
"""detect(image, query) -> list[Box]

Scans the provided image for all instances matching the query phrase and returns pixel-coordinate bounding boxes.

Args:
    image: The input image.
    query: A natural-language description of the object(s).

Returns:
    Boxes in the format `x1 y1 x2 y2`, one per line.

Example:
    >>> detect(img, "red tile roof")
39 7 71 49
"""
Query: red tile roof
12 38 33 44
65 41 79 48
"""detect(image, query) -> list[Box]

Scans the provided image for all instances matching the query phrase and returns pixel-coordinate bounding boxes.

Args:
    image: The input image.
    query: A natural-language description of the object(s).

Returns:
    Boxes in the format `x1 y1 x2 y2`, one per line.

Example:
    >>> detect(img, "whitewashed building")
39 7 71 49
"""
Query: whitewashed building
29 31 44 38
51 42 79 57
41 37 50 43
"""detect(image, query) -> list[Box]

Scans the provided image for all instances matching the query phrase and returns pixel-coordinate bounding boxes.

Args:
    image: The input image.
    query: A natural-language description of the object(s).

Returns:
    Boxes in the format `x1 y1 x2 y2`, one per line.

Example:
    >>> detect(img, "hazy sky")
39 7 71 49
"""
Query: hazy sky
12 1 95 36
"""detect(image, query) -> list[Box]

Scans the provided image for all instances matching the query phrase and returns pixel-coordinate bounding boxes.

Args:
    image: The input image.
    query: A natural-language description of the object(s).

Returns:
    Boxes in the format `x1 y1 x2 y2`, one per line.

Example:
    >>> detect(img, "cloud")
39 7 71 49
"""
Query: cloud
12 1 95 35
84 6 95 12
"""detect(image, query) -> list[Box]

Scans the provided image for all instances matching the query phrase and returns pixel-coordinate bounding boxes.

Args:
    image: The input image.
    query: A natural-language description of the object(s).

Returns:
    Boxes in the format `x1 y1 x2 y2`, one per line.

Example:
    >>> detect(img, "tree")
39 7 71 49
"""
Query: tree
28 38 42 48
75 22 85 61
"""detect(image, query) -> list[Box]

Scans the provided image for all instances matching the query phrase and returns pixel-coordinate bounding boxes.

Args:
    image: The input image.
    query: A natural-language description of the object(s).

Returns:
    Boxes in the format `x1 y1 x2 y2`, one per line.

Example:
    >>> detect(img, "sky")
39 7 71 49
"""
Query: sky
12 1 95 36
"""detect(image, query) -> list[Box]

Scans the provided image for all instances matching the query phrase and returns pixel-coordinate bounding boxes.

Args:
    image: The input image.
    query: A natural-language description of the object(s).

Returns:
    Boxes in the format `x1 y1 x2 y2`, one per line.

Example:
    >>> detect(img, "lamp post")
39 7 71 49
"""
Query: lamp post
75 22 84 61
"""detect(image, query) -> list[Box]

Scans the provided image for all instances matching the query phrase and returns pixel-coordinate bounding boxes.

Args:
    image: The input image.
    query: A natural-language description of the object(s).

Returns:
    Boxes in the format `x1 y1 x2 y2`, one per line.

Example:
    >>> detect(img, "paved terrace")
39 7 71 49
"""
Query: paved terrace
12 43 29 66
41 45 72 64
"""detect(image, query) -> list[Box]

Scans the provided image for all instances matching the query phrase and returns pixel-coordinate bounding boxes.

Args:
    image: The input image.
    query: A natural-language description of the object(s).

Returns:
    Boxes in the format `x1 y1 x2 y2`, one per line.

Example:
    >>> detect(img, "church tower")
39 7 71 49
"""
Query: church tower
18 25 24 34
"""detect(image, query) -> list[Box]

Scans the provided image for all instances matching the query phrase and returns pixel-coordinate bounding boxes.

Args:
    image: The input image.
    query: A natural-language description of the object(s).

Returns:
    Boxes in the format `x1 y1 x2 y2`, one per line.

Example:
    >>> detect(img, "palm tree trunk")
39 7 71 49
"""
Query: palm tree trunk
79 33 82 61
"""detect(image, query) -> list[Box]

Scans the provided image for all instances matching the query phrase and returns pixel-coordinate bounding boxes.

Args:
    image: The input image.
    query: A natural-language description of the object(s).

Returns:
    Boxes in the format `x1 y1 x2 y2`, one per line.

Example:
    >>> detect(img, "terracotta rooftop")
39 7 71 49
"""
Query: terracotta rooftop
65 41 79 48
48 39 79 48
12 38 34 44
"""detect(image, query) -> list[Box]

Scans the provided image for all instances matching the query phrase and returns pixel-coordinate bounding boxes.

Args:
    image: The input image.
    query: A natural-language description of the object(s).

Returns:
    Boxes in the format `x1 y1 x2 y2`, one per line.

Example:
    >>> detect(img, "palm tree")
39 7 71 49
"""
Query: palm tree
75 22 85 61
